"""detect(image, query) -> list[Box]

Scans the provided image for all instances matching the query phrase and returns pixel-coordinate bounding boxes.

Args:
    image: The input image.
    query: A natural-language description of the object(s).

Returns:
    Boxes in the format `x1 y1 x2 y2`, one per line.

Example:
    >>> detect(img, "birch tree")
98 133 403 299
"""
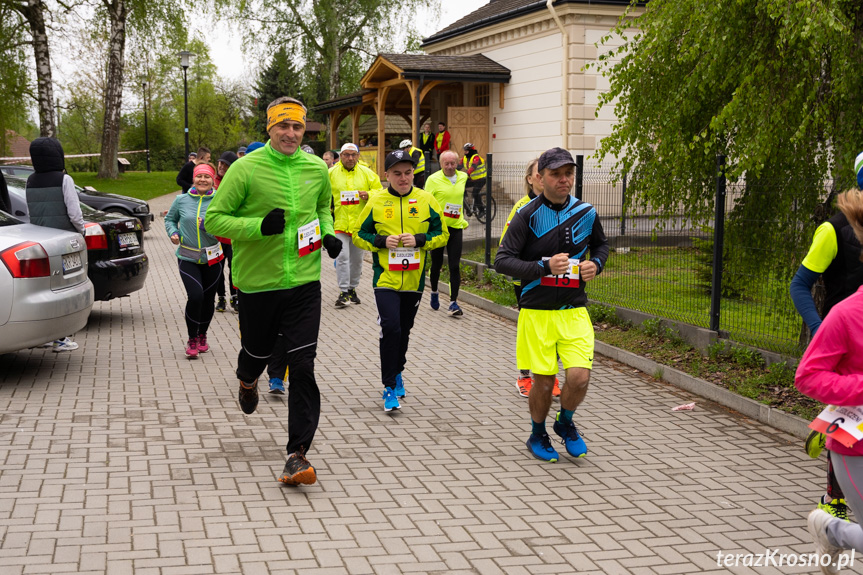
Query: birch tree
95 0 182 178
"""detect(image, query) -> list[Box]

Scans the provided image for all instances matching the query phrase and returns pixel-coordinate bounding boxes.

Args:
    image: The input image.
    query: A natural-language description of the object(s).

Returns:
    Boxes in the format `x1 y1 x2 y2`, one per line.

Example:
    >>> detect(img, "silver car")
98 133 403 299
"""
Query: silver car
0 210 94 354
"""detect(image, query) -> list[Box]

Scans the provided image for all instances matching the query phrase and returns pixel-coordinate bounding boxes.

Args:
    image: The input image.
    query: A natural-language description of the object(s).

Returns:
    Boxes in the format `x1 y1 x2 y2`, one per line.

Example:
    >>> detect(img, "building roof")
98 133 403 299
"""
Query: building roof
313 89 374 114
376 53 510 80
422 0 637 47
313 54 510 113
2 130 31 162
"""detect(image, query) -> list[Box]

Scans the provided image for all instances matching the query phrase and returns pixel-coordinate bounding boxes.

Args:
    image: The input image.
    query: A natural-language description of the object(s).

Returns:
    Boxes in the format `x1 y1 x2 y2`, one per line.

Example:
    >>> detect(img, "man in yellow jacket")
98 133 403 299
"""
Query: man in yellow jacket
329 142 382 308
426 149 469 316
353 150 448 412
399 139 426 188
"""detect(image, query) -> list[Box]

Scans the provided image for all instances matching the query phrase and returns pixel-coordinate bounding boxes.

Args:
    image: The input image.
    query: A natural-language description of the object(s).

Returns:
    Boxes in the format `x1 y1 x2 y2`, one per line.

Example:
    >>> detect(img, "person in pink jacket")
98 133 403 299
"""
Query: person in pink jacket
796 189 863 573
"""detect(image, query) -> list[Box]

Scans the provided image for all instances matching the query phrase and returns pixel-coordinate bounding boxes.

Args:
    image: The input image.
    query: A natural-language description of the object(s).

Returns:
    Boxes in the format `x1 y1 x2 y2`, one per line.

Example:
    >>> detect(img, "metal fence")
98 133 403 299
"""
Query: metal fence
475 154 831 356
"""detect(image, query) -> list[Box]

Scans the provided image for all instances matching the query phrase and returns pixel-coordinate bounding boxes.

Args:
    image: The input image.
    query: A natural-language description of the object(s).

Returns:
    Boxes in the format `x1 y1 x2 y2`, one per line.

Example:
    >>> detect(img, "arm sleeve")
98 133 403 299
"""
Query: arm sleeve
495 211 545 281
62 175 85 234
795 313 863 406
353 202 380 252
421 196 448 251
176 163 193 190
204 166 265 241
790 264 823 334
588 215 610 275
164 197 181 238
801 222 838 273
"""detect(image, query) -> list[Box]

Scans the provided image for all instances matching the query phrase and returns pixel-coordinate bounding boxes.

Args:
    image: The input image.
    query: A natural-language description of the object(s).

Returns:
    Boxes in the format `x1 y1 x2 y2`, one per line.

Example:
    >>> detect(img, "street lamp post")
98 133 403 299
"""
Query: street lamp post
177 51 195 159
142 80 150 173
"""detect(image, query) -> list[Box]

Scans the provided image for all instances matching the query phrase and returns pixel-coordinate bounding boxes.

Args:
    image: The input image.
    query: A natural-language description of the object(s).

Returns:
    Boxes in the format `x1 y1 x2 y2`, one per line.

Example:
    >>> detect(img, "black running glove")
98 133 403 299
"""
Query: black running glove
323 234 342 259
261 208 285 236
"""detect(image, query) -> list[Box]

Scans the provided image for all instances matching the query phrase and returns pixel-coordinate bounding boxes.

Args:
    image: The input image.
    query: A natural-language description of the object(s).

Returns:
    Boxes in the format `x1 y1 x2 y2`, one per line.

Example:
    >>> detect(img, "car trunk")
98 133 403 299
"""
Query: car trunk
50 235 89 292
81 205 145 259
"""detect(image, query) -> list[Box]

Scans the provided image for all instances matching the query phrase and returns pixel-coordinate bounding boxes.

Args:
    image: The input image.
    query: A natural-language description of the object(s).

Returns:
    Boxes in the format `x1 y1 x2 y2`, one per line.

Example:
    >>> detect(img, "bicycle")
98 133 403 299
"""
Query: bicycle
462 183 497 225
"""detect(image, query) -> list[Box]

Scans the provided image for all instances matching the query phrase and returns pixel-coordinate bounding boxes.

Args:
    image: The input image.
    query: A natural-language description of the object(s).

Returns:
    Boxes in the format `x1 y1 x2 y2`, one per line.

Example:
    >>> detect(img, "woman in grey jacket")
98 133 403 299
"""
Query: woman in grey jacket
165 163 223 358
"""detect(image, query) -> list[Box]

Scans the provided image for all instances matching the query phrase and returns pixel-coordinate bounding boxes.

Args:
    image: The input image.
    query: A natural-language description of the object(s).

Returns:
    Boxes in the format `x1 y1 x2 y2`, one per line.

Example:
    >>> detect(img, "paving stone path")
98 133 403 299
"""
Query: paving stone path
0 192 849 574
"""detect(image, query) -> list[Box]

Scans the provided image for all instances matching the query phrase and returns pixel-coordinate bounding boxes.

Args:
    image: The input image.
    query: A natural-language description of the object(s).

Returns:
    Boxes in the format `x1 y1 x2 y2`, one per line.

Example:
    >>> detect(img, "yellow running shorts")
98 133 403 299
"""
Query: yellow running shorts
516 307 594 375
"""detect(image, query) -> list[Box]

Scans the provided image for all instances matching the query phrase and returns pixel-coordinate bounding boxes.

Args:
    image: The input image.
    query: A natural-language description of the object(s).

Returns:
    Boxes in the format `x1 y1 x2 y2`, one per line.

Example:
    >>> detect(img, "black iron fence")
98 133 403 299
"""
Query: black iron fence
474 154 834 356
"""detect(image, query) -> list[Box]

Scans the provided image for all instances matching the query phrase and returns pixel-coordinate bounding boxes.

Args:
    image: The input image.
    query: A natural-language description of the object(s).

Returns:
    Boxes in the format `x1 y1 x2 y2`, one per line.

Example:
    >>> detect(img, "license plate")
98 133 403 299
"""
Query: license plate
118 232 139 248
62 252 82 274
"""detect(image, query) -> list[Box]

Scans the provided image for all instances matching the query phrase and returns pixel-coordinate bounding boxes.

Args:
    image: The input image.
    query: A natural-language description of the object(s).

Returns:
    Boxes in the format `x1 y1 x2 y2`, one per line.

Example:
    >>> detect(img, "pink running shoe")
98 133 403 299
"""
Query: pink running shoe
185 338 198 358
197 333 209 353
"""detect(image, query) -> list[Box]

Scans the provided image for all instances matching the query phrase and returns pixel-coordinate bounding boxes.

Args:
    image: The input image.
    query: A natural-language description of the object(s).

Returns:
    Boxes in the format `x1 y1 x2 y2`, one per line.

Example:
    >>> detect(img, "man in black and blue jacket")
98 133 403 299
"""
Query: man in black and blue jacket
495 147 609 463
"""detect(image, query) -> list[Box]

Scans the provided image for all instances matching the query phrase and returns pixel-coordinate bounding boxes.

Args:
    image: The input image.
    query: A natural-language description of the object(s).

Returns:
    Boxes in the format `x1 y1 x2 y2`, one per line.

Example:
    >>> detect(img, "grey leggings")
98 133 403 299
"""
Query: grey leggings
828 452 863 551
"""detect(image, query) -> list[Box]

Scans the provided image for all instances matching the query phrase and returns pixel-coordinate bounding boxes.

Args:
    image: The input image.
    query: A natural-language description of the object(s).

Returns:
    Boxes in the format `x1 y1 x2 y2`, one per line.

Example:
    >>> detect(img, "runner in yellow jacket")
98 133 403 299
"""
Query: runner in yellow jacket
426 149 469 316
352 150 448 412
329 142 382 308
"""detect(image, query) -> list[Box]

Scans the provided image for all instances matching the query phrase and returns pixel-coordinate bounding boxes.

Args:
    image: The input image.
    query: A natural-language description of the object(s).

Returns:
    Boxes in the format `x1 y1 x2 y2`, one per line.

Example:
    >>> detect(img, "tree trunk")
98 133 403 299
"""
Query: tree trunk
328 49 341 100
18 0 55 137
97 0 127 179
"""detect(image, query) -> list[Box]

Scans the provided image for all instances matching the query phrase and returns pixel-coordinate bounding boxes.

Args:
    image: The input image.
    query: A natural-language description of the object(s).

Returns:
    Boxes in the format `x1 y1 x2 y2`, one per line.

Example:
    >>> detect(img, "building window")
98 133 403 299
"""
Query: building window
474 84 489 107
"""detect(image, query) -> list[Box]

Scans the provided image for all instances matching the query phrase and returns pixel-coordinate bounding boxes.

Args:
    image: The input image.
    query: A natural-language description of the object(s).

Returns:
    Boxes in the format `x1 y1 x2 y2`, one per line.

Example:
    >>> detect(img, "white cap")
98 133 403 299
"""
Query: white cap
340 143 359 153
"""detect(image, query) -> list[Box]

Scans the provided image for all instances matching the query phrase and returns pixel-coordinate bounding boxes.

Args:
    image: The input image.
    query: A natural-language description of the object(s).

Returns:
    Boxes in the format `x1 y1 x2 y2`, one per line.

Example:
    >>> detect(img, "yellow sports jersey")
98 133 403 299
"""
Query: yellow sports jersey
802 222 839 274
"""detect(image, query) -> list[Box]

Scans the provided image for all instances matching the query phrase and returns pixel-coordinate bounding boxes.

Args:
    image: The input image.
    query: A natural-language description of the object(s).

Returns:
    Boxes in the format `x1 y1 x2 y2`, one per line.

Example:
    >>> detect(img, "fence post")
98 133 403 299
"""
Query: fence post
710 155 726 332
485 153 493 267
575 154 584 201
620 171 627 236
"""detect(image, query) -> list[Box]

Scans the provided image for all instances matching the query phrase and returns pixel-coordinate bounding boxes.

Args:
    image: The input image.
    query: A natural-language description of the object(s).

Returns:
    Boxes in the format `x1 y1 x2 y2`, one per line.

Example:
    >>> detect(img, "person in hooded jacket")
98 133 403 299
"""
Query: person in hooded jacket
26 137 85 352
0 171 11 214
165 163 224 358
214 151 239 312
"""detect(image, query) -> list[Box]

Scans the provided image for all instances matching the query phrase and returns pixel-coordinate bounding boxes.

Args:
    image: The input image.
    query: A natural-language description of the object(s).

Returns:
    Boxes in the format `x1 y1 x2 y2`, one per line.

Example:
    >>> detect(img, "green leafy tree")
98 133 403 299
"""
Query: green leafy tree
0 3 31 154
593 0 861 297
221 0 438 104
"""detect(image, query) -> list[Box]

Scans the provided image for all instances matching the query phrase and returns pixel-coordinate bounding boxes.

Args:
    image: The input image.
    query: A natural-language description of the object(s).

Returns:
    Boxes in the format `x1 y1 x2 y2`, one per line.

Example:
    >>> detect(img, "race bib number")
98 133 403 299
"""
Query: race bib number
205 243 224 266
298 219 322 257
540 257 580 288
388 247 420 271
340 190 361 206
809 405 863 448
444 203 462 219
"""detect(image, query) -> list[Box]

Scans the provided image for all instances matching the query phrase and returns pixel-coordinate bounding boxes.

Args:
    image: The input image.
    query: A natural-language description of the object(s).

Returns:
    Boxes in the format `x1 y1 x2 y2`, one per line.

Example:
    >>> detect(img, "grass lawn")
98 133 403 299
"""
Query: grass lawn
72 171 179 201
460 244 802 355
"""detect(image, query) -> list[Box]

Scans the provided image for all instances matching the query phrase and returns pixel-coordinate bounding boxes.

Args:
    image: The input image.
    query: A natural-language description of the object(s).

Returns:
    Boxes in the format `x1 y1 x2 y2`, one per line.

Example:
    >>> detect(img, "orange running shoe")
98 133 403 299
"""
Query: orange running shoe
516 377 532 398
552 377 561 397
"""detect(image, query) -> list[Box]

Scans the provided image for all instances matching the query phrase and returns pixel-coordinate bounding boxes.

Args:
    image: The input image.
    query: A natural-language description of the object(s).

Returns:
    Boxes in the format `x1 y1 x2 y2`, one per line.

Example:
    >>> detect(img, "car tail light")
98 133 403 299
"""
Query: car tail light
0 241 50 278
84 222 107 250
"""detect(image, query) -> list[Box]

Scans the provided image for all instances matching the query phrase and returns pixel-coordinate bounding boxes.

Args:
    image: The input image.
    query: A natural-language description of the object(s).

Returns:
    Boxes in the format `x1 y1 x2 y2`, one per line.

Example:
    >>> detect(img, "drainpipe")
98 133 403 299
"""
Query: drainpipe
547 0 569 150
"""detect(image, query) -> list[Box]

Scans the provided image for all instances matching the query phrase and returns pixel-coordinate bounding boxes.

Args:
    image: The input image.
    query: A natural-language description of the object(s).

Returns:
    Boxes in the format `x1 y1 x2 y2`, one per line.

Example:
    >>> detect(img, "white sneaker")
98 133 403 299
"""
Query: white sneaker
52 337 79 352
808 508 844 574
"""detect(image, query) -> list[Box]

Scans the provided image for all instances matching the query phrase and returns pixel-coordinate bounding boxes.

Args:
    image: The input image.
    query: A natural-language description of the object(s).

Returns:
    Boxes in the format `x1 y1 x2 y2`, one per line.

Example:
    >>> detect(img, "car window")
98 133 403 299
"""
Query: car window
0 210 23 226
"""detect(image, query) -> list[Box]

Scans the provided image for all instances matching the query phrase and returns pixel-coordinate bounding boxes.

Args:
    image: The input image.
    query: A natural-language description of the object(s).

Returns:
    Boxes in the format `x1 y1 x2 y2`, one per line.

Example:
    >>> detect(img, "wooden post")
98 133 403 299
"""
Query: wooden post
376 86 390 179
328 111 338 150
351 106 362 146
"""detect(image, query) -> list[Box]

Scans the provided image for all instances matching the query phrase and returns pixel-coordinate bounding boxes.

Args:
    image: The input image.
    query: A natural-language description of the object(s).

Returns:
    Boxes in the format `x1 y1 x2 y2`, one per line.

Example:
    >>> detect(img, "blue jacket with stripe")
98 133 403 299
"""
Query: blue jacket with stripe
495 194 609 310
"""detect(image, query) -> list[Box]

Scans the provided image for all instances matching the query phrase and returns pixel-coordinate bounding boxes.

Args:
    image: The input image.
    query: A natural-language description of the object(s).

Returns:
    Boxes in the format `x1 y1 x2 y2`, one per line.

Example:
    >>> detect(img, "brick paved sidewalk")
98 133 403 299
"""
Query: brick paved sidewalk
0 192 850 574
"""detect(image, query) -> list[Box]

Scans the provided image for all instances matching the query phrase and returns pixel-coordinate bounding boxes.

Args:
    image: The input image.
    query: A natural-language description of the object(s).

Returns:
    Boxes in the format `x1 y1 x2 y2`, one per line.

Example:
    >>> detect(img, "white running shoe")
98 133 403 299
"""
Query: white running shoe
52 337 79 352
807 508 844 574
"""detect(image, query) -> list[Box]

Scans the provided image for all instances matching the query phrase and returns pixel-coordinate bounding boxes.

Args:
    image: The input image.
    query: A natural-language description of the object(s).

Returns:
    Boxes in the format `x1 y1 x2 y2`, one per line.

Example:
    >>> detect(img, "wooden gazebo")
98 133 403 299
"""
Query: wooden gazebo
313 53 510 176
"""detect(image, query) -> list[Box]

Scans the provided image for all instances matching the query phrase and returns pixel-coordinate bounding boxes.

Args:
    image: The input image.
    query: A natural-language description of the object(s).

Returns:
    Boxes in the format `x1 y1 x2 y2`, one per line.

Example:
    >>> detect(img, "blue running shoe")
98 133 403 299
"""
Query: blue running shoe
526 433 559 462
395 373 406 398
269 378 285 395
553 412 587 458
383 387 401 412
430 292 440 310
448 301 463 316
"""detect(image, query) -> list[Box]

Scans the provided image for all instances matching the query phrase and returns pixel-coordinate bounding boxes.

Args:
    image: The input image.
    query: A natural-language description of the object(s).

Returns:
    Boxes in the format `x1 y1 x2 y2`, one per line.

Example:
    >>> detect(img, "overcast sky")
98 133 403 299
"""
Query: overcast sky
207 1 488 82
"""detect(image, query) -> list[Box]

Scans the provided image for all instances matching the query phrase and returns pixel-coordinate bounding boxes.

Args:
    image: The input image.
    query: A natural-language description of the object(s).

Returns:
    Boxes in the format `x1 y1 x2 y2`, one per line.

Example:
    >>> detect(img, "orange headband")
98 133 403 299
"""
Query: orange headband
267 103 306 132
